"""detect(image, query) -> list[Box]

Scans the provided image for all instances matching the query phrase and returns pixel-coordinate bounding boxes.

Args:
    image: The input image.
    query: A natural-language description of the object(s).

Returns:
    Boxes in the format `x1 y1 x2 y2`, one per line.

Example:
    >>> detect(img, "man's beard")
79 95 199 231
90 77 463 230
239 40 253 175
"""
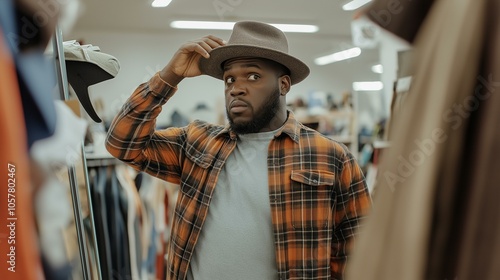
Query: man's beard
227 86 281 134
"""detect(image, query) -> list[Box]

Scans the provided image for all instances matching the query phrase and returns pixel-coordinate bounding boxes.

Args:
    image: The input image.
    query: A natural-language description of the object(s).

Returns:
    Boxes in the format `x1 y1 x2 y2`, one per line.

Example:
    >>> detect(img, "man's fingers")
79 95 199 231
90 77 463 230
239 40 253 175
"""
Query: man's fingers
197 41 213 58
204 35 226 46
179 35 226 59
195 36 227 55
194 36 226 58
182 42 209 58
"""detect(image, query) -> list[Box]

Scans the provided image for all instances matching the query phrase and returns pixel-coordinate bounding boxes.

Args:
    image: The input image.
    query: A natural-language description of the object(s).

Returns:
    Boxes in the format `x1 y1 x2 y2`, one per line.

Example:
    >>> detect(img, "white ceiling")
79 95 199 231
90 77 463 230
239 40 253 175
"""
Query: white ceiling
71 0 381 91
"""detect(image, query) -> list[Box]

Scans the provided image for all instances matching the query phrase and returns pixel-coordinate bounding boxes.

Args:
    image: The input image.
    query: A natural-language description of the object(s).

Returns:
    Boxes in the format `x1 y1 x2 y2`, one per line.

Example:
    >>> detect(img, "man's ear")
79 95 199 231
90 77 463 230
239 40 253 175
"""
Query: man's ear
279 75 291 96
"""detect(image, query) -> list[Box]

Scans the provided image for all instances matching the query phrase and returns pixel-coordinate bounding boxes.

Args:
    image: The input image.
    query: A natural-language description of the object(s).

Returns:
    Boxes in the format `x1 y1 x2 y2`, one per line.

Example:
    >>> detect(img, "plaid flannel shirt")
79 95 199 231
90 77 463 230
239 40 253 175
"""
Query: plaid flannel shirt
106 75 371 280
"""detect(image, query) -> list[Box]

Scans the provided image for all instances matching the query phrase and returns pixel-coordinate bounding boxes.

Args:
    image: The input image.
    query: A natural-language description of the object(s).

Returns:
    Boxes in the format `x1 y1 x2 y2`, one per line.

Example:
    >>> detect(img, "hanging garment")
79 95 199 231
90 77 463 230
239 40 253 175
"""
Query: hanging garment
33 176 73 279
138 174 161 278
364 0 435 44
30 101 87 166
0 28 44 280
138 173 175 279
89 167 113 280
445 2 500 278
0 0 58 148
346 0 500 279
116 165 144 280
30 100 87 280
106 167 131 278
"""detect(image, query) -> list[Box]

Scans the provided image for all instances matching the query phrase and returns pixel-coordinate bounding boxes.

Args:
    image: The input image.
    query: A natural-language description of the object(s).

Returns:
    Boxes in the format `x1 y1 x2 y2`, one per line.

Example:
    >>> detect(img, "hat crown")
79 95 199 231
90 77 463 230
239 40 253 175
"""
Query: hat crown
227 21 289 54
198 20 310 85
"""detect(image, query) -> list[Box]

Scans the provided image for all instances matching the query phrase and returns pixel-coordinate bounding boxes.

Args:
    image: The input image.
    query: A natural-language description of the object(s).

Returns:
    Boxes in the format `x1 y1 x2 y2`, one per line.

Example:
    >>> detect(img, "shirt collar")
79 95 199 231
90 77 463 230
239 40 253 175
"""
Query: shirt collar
216 110 301 143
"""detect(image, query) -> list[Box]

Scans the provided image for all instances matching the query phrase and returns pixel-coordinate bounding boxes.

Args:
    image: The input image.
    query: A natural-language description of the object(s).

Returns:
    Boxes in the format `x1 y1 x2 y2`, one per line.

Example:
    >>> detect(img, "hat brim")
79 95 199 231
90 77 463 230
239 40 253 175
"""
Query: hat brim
66 61 114 123
199 45 310 85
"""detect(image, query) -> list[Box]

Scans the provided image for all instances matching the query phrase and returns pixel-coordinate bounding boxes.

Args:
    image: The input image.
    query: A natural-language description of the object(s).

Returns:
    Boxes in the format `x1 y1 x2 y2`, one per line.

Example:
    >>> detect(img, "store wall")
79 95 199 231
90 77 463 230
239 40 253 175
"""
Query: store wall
65 29 377 126
378 30 411 117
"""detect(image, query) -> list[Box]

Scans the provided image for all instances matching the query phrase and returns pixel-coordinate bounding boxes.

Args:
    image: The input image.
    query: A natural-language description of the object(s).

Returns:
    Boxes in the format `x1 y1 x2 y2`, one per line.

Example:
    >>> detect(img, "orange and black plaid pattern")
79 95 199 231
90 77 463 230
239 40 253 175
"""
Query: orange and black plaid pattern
106 75 371 280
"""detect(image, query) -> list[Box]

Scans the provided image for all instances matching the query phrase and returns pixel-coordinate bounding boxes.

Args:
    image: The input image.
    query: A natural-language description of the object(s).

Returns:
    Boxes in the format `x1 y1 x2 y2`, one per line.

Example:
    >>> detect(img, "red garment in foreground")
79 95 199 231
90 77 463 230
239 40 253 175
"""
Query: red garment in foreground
0 30 44 280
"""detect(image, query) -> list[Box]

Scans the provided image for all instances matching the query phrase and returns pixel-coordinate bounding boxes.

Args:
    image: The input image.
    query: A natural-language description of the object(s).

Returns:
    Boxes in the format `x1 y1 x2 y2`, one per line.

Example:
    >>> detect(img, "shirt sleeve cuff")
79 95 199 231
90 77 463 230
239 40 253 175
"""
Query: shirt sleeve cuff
149 72 178 96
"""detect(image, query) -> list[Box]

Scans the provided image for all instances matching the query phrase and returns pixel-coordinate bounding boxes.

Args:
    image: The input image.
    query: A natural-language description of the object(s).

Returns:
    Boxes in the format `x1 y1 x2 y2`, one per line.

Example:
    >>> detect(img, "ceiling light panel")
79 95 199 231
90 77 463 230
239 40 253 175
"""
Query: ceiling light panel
314 47 361 65
152 0 172 8
342 0 373 11
170 21 318 33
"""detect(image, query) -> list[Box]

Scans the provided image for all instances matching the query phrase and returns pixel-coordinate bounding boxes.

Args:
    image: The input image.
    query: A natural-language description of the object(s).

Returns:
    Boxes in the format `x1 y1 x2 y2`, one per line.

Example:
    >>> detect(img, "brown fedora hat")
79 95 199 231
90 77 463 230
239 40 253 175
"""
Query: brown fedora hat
199 21 310 85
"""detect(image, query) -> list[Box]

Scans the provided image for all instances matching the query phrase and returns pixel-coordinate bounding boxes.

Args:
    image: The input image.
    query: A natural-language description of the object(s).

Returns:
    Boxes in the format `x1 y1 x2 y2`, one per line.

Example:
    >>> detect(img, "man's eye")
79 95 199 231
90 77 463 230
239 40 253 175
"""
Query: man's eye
248 74 260 81
225 77 235 84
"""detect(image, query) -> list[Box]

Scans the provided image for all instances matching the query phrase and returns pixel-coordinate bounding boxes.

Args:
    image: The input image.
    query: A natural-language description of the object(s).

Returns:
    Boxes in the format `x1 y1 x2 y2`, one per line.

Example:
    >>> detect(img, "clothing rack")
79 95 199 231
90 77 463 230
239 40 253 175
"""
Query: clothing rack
52 26 102 280
86 157 122 168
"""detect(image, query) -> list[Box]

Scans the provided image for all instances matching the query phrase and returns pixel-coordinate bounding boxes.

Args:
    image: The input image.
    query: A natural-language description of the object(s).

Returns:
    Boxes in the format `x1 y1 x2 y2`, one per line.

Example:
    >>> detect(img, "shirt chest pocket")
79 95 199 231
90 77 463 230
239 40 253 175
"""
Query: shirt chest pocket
179 150 213 198
289 170 335 230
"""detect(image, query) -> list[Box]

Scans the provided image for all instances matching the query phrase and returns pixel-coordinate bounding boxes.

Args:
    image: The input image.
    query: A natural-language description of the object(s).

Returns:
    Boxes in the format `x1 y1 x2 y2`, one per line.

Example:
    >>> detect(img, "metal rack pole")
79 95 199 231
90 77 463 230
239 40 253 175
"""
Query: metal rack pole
80 144 103 279
52 26 101 280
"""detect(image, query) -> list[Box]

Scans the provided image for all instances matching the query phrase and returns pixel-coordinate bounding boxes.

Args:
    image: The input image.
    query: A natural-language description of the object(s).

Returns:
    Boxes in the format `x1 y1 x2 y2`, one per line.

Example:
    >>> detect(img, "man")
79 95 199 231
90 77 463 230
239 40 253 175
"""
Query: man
106 21 371 280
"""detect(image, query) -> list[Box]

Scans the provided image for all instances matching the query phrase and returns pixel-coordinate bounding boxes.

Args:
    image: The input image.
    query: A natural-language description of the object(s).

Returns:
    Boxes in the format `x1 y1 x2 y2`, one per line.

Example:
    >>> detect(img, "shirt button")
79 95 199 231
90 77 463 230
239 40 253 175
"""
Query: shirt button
215 161 222 167
195 153 201 158
312 179 318 184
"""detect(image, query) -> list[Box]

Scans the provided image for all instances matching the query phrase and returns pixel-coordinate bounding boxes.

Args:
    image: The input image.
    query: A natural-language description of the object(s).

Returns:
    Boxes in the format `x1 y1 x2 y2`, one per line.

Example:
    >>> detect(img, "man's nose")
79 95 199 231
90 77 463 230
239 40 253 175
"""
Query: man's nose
229 82 246 96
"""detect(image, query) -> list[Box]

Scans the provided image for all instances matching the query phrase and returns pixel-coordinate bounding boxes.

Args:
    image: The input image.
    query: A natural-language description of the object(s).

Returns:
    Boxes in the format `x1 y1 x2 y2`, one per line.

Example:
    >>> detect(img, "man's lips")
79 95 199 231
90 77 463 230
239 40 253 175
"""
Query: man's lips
230 100 249 113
